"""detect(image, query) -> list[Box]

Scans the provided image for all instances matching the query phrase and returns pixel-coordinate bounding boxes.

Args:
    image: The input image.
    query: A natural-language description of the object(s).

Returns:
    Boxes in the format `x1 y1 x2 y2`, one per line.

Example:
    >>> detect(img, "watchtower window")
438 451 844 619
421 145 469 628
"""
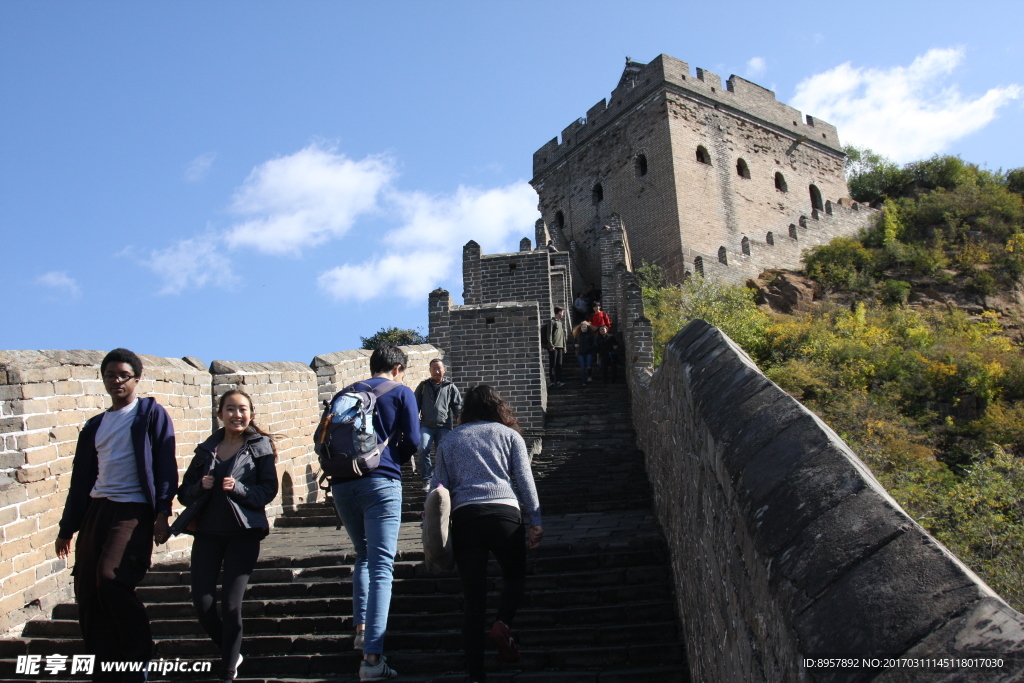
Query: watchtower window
509 262 518 273
741 237 750 256
766 231 774 245
736 158 750 178
718 246 728 265
592 183 604 204
809 184 823 211
696 146 711 165
555 210 565 229
635 154 648 177
693 256 704 276
825 200 833 216
485 317 495 325
775 172 788 192
789 223 798 239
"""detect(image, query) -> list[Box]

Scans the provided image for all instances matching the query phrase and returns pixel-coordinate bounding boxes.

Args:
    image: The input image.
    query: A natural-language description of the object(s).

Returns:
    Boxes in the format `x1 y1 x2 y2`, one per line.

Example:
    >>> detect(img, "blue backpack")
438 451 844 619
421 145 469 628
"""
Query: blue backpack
315 380 400 479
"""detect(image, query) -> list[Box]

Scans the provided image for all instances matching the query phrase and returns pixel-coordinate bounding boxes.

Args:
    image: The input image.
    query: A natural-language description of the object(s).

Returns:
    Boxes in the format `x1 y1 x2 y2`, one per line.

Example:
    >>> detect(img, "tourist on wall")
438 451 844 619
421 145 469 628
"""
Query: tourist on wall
329 344 420 682
596 325 621 383
588 301 612 331
431 385 543 683
544 306 567 388
573 292 589 323
414 358 463 491
574 322 598 384
171 389 279 683
54 348 177 682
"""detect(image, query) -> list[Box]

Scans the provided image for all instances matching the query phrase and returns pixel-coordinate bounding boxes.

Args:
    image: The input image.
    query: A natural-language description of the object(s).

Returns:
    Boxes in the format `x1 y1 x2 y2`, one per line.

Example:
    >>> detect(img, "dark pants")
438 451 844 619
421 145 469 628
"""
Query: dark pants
548 348 564 384
599 351 619 382
452 504 527 682
73 498 154 682
190 532 262 678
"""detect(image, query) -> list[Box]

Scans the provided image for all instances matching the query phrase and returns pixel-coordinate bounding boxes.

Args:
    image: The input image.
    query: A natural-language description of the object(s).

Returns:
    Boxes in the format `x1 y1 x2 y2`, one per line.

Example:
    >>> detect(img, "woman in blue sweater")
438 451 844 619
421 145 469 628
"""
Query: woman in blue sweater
431 385 543 683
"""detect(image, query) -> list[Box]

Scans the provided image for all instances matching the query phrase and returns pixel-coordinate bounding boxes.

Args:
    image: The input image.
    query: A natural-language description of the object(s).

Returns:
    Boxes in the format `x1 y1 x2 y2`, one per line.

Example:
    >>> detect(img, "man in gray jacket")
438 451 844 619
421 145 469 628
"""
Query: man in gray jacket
414 359 463 490
545 306 567 388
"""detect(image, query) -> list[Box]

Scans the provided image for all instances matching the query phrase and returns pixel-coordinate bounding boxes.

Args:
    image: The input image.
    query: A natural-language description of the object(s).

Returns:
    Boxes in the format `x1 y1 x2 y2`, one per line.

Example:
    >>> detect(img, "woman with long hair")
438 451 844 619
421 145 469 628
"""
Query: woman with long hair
172 389 279 683
430 385 543 683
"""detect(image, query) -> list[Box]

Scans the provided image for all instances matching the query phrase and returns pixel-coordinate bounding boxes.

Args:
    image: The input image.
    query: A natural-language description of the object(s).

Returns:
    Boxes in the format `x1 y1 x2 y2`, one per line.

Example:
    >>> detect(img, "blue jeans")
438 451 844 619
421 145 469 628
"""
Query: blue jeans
577 353 595 382
332 477 402 655
417 427 450 483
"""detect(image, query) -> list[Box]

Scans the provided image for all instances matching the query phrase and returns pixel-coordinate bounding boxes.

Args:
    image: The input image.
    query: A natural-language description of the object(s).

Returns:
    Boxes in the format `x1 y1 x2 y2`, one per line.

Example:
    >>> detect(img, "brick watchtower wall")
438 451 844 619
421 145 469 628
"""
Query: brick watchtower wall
462 241 482 305
531 53 875 286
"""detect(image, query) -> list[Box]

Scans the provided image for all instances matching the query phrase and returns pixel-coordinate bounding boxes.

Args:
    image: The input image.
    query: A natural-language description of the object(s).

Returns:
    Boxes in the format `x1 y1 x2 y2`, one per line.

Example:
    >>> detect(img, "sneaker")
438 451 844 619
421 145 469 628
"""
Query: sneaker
488 620 521 663
354 630 364 651
360 655 398 681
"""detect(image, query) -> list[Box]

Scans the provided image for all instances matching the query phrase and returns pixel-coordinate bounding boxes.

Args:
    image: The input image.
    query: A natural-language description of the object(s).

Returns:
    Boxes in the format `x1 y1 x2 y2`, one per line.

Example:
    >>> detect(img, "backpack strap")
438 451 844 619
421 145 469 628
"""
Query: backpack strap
351 380 402 446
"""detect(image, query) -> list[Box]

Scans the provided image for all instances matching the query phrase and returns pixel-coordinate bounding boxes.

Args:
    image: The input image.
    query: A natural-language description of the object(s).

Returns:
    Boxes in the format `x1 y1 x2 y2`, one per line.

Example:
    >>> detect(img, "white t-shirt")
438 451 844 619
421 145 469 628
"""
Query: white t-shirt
90 398 148 504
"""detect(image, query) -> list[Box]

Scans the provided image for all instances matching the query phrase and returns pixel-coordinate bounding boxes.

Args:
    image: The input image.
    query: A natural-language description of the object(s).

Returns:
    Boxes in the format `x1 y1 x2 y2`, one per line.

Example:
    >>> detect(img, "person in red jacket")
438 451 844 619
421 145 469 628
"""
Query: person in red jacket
589 301 612 331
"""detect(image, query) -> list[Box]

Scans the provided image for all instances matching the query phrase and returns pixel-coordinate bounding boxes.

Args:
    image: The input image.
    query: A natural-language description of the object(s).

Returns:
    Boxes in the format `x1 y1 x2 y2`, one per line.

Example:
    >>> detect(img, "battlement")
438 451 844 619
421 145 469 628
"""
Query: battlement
533 54 843 179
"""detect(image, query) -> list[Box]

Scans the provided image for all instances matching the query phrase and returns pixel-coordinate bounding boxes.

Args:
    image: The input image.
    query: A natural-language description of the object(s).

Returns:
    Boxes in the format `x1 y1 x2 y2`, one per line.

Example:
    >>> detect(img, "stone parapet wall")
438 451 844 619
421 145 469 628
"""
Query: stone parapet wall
428 297 546 431
312 345 439 407
623 321 1024 681
0 351 210 634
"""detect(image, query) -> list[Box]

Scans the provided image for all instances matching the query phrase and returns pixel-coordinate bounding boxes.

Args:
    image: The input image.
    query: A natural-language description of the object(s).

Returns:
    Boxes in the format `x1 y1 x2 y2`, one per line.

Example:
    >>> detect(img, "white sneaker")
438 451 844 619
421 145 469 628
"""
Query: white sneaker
360 655 398 681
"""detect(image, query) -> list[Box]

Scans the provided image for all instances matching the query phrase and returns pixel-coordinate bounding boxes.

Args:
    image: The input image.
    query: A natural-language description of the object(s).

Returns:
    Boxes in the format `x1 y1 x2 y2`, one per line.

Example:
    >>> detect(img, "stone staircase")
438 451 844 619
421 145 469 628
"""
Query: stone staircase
0 356 689 682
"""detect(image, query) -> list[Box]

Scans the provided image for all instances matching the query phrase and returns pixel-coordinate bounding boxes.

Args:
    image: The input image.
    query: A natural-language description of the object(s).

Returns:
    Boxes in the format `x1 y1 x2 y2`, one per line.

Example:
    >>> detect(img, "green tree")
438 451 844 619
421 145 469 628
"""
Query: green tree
844 145 908 204
359 327 428 350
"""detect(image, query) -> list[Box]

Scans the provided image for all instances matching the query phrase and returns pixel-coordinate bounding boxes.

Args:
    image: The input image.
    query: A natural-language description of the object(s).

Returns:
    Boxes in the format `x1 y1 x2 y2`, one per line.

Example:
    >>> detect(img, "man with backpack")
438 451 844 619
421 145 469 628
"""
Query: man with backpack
318 344 420 681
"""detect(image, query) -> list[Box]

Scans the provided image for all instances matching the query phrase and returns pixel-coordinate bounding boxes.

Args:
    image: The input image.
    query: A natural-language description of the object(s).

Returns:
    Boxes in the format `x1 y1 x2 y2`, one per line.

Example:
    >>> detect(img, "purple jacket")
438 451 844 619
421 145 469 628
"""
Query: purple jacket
58 397 177 538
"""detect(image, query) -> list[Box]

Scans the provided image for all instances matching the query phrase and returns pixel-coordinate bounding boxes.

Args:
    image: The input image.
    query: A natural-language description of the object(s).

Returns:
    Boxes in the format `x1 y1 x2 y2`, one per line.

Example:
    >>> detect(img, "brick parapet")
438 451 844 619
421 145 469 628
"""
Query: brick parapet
462 241 482 305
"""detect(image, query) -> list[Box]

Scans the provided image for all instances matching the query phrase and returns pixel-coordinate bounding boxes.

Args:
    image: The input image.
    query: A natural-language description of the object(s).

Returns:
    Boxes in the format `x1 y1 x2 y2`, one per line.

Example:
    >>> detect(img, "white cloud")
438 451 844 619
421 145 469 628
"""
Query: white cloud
792 47 1022 162
318 250 453 302
318 181 539 303
224 144 395 255
745 57 766 78
184 152 217 182
143 235 239 294
36 271 81 298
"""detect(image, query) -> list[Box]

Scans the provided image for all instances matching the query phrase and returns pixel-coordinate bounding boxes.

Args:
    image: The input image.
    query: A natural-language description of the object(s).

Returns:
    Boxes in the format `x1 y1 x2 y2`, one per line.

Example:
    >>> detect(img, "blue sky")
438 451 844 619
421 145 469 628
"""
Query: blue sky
3 1 1022 364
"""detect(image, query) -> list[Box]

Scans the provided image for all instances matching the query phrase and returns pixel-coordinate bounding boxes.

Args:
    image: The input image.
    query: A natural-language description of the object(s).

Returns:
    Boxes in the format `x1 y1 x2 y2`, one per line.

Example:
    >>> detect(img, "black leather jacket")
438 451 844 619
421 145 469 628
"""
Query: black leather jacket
174 429 278 533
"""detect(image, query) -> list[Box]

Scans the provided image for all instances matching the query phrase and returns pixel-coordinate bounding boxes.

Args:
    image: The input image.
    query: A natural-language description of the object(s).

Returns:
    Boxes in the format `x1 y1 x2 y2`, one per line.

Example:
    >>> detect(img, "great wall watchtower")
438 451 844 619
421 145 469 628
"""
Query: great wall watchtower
531 54 875 288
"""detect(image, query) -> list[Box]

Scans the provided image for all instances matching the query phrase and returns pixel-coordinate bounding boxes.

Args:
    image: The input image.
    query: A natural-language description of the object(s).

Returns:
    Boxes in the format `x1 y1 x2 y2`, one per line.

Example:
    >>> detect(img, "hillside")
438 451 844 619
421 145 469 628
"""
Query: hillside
638 151 1024 611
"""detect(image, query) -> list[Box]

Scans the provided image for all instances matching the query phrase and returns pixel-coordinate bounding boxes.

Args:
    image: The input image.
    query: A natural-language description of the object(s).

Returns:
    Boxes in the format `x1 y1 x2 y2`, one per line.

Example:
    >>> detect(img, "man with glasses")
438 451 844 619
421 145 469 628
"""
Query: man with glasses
55 348 177 682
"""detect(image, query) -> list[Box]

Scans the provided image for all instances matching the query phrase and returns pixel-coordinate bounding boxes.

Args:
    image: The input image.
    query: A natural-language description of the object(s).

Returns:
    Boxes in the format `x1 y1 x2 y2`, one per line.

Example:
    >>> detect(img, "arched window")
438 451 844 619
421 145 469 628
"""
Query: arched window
696 146 711 165
789 223 798 239
741 236 750 255
775 172 788 192
718 246 728 265
694 256 704 276
736 158 750 178
825 200 833 216
635 154 648 177
592 183 604 204
809 184 823 211
766 231 774 246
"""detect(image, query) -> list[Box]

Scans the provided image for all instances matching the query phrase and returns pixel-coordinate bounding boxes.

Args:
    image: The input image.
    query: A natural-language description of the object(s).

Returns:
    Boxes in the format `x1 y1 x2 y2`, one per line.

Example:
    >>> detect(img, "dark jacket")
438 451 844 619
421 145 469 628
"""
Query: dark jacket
58 397 177 539
415 378 463 429
174 430 278 533
576 330 598 355
596 333 620 356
